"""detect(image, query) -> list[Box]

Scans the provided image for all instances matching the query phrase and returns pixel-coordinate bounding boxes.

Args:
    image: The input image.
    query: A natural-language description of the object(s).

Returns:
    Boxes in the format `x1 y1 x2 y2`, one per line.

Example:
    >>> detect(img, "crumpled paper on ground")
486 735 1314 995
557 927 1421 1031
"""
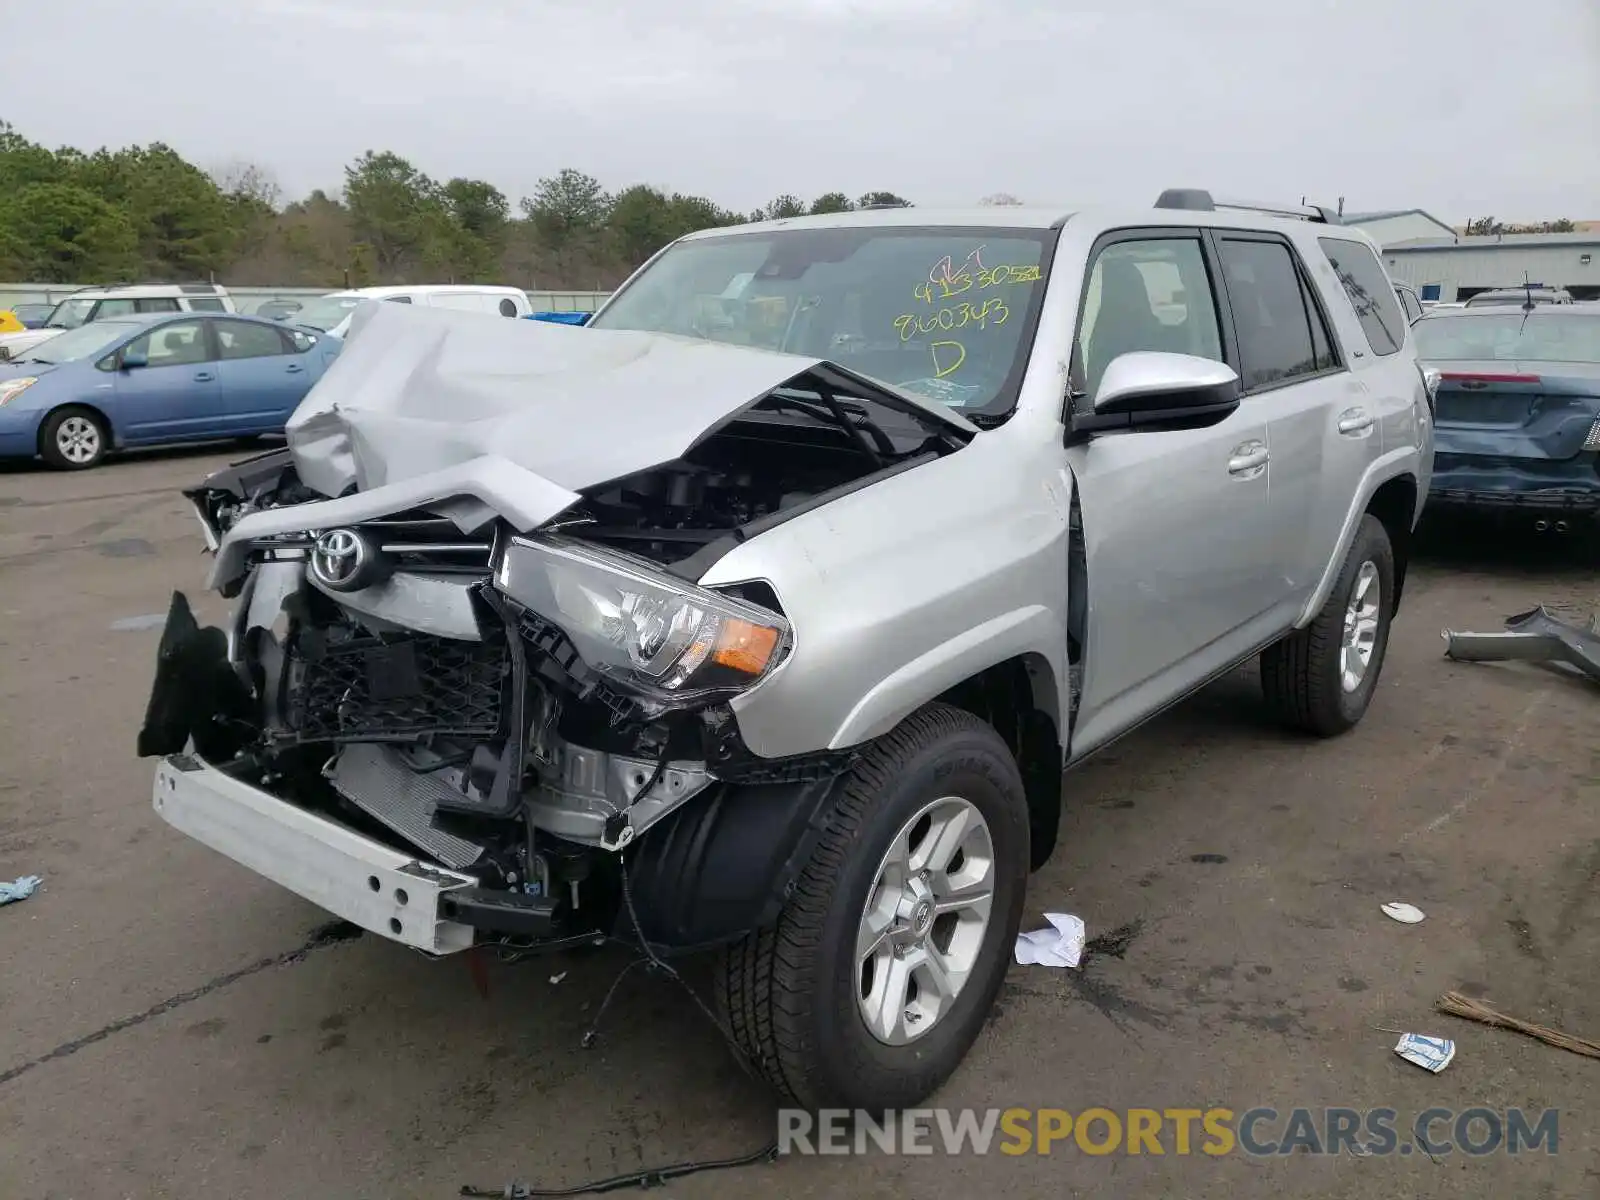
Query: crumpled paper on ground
0 875 41 906
1394 1033 1456 1073
1015 912 1086 968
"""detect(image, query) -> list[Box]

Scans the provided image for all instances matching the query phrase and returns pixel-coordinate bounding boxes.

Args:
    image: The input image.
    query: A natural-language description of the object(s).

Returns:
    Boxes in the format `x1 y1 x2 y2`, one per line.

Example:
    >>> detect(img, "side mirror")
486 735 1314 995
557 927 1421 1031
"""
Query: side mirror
1070 352 1240 439
120 347 149 370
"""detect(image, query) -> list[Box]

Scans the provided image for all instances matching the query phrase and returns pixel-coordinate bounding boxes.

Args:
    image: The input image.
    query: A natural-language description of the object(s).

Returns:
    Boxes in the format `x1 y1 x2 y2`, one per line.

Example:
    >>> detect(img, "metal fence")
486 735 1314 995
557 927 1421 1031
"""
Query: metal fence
0 284 611 317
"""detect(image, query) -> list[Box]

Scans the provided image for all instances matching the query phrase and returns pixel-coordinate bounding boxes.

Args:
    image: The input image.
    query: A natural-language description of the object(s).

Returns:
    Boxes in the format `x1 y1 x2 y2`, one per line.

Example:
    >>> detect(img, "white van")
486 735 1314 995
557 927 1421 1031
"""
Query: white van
287 285 532 339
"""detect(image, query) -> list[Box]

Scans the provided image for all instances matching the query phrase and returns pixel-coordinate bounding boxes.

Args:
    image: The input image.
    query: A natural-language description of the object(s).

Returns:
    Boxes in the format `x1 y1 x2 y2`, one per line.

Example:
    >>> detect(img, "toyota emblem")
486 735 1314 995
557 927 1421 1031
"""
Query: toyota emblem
309 528 387 592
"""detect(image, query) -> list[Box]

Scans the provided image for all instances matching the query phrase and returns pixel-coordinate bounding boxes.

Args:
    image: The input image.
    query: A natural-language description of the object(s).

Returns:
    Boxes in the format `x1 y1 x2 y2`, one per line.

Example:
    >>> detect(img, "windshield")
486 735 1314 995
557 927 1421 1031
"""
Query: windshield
27 320 143 364
45 298 97 329
289 294 362 332
1414 313 1600 363
588 225 1057 416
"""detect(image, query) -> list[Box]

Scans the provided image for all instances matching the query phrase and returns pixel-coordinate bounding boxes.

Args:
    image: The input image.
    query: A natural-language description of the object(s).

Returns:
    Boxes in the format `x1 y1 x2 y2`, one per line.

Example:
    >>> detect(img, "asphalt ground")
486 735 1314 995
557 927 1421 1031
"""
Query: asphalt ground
1 445 1597 1199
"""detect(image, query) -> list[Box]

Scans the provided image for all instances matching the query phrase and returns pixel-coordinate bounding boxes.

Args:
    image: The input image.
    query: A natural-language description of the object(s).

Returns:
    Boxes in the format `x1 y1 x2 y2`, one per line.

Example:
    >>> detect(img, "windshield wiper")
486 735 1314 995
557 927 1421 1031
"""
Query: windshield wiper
765 390 893 466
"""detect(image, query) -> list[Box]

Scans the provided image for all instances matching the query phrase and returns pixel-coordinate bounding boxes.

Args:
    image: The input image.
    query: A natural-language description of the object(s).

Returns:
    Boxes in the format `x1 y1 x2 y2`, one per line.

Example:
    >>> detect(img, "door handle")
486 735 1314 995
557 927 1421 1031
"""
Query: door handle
1227 440 1269 478
285 364 304 374
1337 407 1375 436
193 371 215 382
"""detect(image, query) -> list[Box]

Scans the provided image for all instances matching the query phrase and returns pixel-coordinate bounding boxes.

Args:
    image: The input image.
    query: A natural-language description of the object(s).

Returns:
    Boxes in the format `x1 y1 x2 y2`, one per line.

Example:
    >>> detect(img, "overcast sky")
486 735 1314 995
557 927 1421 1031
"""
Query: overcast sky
7 0 1598 222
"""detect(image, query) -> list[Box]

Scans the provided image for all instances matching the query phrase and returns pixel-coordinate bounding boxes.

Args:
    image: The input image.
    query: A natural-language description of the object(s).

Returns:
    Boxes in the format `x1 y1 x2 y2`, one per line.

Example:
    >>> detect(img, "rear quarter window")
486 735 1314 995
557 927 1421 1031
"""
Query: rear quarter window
1317 237 1406 357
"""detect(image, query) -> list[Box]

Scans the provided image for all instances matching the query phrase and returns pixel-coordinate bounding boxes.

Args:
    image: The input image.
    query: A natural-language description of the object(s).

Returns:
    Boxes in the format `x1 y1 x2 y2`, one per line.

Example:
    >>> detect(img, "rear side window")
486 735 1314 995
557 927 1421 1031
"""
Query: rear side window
136 297 181 314
186 297 227 313
1216 237 1328 390
216 319 294 360
1318 237 1405 357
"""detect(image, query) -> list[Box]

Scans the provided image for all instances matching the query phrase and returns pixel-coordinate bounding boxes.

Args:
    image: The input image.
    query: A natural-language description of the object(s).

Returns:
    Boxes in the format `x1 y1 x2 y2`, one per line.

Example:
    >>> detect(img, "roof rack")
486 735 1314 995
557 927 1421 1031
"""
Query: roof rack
1155 188 1343 225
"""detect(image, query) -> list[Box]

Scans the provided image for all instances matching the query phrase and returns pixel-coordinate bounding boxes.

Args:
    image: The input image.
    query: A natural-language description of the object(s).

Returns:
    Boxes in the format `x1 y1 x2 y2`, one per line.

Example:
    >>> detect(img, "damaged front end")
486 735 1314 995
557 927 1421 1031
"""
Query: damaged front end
140 309 970 957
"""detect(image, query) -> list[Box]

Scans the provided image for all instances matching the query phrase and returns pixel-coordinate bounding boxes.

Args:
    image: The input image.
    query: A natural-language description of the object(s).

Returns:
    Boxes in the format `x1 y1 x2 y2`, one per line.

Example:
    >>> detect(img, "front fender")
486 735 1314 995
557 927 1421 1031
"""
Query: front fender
698 425 1073 761
828 606 1063 748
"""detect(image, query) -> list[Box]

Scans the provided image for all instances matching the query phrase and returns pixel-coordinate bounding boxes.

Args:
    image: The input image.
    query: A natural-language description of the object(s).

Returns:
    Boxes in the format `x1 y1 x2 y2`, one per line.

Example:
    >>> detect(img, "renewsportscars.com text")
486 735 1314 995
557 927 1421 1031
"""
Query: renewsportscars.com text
778 1106 1560 1158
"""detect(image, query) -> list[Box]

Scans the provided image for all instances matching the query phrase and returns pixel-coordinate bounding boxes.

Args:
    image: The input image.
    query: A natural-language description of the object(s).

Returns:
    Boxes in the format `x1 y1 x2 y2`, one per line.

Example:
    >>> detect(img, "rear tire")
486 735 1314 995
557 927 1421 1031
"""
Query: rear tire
39 406 109 470
1261 513 1395 736
716 702 1030 1111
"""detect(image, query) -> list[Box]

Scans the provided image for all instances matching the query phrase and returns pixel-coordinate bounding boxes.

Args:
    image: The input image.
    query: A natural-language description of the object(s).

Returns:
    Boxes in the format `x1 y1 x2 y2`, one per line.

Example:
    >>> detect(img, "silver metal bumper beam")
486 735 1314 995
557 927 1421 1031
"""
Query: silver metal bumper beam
152 753 477 955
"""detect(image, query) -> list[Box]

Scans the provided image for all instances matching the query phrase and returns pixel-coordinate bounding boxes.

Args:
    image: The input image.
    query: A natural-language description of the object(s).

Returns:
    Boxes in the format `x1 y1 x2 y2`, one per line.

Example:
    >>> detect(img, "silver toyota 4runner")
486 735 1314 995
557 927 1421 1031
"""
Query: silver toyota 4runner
140 189 1434 1112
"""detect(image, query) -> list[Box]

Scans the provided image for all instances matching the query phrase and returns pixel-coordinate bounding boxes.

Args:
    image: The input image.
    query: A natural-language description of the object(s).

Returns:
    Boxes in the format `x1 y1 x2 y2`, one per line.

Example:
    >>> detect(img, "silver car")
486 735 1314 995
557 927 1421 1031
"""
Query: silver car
140 190 1433 1111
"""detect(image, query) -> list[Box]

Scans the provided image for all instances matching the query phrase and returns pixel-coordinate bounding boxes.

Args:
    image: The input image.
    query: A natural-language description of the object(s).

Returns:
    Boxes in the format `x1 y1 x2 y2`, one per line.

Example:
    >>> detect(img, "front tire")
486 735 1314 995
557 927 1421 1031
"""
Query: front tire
716 702 1030 1111
1260 513 1395 736
39 406 109 470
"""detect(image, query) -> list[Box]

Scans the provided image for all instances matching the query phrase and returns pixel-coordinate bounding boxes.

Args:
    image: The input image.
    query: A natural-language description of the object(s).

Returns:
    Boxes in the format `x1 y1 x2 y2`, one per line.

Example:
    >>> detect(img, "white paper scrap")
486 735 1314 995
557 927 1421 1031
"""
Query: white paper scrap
1382 902 1426 924
1394 1033 1456 1073
1015 912 1086 968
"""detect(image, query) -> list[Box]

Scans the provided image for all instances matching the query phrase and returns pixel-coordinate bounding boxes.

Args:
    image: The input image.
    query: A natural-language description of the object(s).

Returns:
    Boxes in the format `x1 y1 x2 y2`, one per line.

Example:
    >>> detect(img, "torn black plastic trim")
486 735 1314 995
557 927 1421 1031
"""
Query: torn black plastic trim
136 590 258 762
623 771 848 952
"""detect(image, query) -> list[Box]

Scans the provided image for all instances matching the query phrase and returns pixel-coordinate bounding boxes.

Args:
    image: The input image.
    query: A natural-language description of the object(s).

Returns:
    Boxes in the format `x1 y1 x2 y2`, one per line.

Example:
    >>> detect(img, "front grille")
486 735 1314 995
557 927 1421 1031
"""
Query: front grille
364 511 493 574
1584 417 1600 452
285 627 510 743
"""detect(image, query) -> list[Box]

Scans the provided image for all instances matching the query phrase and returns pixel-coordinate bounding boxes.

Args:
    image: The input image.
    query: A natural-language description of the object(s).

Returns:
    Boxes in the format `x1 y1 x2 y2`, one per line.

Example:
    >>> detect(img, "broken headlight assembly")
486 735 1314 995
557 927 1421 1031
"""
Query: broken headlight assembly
493 534 790 702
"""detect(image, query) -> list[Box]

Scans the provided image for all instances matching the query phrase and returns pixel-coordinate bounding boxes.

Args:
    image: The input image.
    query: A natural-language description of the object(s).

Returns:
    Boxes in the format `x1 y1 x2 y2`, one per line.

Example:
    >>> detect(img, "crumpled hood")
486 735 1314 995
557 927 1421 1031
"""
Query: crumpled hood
284 299 976 499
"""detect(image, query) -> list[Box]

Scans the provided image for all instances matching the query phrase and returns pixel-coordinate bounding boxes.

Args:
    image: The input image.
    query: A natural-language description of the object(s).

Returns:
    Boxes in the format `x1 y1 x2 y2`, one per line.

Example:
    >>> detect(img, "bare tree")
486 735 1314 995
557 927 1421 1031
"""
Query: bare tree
978 192 1024 206
210 160 283 211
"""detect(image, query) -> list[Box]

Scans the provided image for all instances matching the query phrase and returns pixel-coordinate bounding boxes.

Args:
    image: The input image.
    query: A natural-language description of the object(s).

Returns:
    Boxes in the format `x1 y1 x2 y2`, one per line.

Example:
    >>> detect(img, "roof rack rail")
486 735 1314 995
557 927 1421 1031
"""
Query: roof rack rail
1155 188 1342 225
68 280 135 294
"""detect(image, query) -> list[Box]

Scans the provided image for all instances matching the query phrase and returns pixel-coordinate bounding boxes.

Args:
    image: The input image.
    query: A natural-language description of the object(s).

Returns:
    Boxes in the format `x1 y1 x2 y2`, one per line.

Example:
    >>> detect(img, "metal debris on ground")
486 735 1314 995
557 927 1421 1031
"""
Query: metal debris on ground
1381 902 1426 924
1442 606 1600 684
1437 991 1600 1061
110 613 169 632
1393 1033 1456 1073
1015 912 1086 968
0 875 41 906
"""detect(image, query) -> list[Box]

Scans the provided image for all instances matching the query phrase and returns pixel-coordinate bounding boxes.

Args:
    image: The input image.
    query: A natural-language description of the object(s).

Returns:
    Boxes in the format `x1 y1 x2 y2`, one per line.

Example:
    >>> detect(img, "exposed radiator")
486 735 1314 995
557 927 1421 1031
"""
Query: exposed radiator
326 742 485 869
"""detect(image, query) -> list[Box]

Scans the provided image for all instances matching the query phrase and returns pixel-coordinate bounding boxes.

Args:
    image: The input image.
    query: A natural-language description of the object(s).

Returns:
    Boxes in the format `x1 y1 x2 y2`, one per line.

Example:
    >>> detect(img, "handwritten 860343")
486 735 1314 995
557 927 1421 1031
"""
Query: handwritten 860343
893 297 1010 342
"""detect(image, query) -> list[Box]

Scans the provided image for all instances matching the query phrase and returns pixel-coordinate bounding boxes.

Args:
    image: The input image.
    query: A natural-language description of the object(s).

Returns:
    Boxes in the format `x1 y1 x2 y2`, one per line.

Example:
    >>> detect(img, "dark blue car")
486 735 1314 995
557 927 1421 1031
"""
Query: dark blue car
1416 304 1600 526
0 312 341 470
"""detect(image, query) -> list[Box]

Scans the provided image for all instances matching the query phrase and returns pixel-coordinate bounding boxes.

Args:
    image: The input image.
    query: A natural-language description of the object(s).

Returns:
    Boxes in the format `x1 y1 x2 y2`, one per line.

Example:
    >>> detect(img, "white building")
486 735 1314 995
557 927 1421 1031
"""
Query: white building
1376 232 1600 303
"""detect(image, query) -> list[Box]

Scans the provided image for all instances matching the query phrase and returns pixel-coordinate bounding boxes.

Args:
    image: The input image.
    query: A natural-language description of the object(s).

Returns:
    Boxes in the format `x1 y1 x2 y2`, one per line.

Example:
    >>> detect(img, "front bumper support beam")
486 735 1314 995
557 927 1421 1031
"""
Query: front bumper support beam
1442 606 1600 684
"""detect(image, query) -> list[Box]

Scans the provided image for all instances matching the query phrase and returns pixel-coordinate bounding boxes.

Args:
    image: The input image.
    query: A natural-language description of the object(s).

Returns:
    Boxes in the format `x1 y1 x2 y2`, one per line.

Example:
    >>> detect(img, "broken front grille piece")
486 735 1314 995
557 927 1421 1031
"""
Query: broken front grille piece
285 627 510 743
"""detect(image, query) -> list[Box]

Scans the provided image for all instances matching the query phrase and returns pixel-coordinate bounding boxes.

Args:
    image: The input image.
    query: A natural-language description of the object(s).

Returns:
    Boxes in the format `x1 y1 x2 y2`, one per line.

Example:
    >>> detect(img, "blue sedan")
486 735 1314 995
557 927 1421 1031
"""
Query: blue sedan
0 312 341 470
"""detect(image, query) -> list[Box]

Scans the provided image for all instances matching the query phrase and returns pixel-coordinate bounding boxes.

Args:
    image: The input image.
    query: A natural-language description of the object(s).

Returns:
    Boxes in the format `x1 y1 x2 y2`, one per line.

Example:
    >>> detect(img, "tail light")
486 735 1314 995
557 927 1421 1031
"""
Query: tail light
1437 372 1542 385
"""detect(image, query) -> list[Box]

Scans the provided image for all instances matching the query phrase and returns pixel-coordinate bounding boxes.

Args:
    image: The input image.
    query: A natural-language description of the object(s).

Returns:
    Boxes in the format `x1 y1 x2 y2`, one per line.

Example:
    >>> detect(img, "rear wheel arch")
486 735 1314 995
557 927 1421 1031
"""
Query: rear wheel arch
1366 474 1417 613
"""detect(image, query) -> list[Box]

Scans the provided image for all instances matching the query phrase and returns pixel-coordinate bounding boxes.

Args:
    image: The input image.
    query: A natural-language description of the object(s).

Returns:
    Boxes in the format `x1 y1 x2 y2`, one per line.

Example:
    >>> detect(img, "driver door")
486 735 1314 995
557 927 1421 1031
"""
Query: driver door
1064 229 1282 755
